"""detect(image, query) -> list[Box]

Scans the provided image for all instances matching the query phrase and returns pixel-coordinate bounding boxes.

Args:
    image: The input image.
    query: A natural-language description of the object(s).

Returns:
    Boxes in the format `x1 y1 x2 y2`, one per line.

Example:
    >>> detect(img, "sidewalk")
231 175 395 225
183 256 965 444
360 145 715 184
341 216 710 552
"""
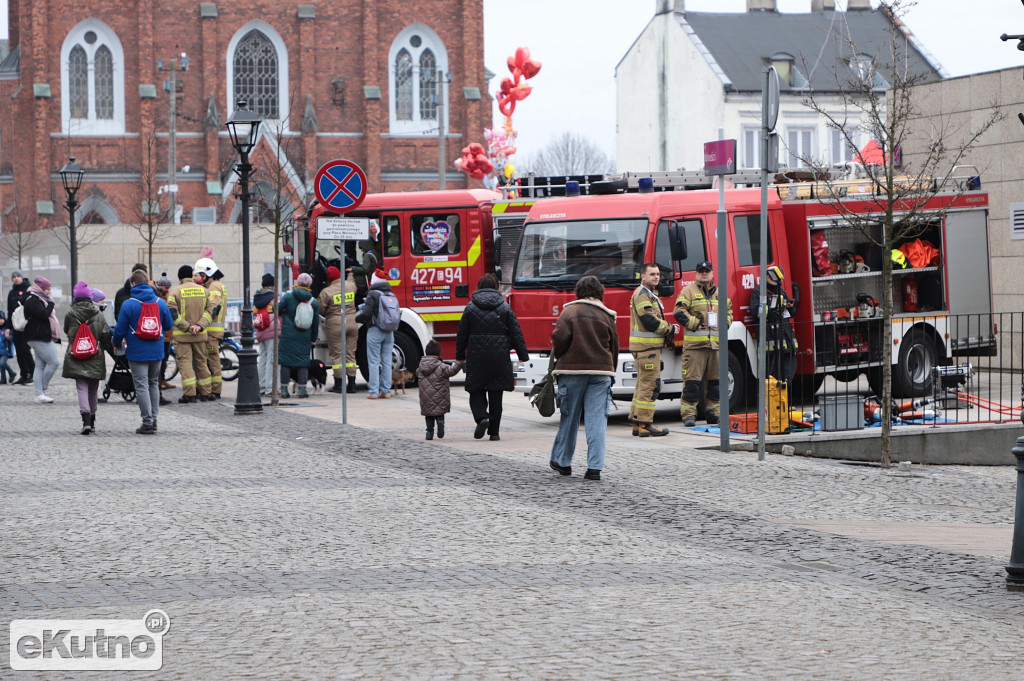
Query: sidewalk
1 374 1021 679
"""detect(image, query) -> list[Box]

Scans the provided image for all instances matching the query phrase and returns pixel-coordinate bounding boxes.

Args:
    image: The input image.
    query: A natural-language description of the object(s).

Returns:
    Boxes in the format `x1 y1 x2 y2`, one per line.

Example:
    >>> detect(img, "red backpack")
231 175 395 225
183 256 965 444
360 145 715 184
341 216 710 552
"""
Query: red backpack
71 322 98 359
135 301 163 340
253 305 271 331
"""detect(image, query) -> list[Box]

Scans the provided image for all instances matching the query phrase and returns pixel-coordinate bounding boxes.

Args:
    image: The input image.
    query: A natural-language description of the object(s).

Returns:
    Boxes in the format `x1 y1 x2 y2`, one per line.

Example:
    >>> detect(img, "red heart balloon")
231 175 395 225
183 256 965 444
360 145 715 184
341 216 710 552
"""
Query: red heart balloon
522 59 541 80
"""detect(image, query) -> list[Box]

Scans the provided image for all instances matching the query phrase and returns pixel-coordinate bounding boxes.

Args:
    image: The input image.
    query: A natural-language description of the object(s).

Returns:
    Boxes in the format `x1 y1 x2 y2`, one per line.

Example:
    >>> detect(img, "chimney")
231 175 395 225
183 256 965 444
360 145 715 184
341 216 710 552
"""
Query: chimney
847 0 871 9
655 0 685 14
811 0 836 10
747 0 777 10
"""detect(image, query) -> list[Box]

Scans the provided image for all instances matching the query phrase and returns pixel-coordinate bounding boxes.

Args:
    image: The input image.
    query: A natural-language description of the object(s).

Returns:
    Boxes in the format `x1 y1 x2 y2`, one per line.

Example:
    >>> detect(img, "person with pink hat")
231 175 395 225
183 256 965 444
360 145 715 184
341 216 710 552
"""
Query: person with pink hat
62 280 111 433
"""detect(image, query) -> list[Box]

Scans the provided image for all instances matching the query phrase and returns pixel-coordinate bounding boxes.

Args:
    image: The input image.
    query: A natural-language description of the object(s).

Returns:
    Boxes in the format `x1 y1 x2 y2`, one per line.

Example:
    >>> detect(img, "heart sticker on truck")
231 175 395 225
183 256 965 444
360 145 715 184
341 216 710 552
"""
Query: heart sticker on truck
420 221 451 252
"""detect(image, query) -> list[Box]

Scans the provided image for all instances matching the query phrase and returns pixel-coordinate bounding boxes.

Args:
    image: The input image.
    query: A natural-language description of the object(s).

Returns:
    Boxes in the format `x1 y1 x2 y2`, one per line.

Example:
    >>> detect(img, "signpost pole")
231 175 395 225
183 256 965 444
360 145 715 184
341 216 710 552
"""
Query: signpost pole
758 66 780 462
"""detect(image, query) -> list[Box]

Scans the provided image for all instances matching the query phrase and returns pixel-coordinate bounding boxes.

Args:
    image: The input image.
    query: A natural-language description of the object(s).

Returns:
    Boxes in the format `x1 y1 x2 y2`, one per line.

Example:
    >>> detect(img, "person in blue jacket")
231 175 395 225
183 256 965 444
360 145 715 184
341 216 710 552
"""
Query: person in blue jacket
112 269 174 434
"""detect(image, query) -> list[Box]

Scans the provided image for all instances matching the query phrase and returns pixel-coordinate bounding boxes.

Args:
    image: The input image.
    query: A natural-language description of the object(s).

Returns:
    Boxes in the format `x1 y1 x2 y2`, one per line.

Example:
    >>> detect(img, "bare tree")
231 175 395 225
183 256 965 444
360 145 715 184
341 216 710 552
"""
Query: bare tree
797 0 1002 467
121 134 177 273
521 132 615 176
0 201 45 270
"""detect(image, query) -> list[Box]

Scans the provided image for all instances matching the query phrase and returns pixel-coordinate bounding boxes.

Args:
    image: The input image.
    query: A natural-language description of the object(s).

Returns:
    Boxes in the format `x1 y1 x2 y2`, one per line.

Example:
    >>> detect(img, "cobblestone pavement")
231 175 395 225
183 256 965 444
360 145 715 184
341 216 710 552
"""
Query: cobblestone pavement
1 378 1023 680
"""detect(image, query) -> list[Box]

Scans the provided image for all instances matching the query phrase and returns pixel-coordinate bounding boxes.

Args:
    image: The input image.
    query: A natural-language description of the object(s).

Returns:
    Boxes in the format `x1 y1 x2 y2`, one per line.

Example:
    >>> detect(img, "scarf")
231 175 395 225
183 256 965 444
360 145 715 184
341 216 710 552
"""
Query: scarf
27 284 60 341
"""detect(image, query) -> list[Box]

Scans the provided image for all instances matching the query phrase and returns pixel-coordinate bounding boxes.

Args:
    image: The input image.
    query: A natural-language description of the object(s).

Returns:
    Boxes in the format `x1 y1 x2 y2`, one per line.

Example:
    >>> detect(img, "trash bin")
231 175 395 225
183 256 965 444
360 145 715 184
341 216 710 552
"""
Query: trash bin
822 395 863 431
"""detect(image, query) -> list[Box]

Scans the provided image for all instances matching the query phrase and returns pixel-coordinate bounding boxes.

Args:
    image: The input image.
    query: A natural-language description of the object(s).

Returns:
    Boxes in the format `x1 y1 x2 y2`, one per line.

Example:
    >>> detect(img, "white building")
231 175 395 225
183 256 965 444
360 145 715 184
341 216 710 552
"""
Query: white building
616 0 943 173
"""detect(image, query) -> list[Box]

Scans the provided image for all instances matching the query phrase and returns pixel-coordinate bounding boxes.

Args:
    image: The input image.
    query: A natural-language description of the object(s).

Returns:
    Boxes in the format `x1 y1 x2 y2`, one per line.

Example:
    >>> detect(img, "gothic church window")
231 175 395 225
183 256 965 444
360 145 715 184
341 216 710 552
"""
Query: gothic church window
388 24 448 134
226 21 290 129
61 21 125 135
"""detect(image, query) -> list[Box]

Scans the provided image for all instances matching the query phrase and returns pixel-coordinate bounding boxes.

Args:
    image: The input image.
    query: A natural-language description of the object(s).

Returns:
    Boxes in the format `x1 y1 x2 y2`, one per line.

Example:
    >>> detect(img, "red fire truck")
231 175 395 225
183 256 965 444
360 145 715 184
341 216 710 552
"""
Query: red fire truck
506 170 992 411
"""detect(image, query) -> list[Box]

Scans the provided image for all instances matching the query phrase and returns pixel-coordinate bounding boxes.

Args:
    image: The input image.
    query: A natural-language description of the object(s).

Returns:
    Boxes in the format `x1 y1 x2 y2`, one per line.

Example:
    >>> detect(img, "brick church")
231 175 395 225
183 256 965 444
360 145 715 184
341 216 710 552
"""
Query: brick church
0 0 489 232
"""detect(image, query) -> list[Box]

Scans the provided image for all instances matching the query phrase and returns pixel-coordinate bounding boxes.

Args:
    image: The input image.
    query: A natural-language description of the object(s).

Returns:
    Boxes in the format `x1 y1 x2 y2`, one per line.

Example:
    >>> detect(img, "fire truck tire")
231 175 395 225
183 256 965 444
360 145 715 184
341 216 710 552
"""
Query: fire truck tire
727 348 753 412
355 328 423 384
892 329 937 397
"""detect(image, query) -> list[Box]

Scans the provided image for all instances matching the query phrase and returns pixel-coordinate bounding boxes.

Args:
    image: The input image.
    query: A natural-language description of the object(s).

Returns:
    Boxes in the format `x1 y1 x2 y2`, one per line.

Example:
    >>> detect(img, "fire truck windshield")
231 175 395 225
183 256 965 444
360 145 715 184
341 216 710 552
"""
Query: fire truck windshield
512 219 648 289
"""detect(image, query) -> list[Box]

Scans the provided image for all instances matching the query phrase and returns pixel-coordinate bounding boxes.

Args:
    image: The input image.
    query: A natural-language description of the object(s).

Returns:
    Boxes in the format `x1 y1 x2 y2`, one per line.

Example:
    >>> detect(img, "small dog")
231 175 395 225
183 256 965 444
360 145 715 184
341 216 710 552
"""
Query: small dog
391 368 414 394
308 359 328 391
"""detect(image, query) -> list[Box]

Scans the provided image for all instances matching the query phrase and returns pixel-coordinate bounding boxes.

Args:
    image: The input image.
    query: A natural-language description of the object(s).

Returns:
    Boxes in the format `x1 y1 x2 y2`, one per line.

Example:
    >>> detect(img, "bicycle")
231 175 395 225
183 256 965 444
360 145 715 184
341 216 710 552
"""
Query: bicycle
164 331 242 382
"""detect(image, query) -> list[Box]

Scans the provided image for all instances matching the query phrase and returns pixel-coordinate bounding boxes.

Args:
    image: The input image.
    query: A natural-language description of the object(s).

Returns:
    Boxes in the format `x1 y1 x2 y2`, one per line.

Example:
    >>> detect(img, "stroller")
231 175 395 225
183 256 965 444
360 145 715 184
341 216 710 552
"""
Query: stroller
100 342 135 403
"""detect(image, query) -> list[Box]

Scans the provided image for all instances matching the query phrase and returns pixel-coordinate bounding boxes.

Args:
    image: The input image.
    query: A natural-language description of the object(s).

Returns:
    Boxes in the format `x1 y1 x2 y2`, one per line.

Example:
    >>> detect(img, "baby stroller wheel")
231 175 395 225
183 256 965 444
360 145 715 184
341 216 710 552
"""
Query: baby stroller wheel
101 385 111 403
120 388 136 402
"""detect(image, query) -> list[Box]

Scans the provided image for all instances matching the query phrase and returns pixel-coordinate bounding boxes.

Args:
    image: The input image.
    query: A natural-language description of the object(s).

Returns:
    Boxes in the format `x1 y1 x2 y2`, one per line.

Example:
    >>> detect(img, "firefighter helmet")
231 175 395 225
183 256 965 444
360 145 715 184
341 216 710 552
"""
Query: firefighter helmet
891 249 908 269
194 257 218 278
767 265 784 283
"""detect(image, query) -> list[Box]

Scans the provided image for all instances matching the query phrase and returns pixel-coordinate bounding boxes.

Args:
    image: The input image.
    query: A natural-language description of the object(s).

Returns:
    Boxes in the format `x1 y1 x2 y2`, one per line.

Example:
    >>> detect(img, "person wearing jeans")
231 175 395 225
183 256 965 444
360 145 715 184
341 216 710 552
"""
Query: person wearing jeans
355 272 396 399
112 270 174 434
22 276 59 403
548 276 619 481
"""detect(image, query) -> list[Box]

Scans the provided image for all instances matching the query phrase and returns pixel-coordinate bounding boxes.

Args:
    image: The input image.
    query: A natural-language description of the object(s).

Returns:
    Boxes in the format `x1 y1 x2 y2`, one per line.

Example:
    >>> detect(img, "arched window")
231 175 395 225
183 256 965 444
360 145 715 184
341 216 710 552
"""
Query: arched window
60 20 125 135
233 30 278 119
388 24 448 134
226 21 290 129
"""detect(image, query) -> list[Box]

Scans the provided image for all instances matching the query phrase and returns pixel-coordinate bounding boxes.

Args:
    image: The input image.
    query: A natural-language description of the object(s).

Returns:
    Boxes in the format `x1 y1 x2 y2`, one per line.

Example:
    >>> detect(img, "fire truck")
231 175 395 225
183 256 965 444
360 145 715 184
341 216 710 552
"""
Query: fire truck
506 169 993 411
294 176 601 377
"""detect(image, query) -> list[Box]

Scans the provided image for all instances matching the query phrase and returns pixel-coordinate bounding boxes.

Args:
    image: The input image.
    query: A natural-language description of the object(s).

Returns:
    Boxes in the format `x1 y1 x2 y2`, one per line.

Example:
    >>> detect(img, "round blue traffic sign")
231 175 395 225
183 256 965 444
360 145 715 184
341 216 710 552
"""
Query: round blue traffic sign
314 160 368 212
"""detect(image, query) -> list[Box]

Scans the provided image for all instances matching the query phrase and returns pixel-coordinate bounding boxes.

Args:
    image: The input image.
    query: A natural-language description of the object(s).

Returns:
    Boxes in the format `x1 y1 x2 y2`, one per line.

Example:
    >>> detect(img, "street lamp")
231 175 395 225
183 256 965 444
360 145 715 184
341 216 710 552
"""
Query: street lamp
226 100 263 414
59 157 84 287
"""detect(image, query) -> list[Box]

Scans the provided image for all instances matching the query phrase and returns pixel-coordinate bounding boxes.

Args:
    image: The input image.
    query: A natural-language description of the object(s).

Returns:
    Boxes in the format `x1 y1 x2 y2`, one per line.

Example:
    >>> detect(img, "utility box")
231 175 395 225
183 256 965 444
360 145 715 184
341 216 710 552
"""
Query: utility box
822 395 863 431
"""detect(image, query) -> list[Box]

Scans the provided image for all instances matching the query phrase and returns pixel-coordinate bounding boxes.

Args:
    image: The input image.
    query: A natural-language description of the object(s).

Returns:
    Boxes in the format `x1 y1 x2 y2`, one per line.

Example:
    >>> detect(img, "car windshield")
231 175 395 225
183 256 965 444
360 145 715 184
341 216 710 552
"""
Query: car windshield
512 219 648 289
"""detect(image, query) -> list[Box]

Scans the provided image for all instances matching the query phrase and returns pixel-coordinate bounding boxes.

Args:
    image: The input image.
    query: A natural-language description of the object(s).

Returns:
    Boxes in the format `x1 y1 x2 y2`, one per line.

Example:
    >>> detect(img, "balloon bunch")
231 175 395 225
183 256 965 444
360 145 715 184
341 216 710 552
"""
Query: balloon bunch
496 47 541 117
453 142 495 181
484 127 518 182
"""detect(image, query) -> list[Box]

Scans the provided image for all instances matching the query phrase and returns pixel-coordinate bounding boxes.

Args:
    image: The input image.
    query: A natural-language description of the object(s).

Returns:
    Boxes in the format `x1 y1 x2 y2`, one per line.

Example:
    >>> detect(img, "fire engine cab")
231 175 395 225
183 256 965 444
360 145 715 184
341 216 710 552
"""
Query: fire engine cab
507 169 992 411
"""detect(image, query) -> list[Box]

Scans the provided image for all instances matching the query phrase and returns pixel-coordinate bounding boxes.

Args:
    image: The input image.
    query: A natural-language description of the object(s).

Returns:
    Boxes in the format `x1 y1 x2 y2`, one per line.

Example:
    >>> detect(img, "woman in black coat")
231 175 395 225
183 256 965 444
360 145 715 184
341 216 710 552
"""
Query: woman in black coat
455 273 529 441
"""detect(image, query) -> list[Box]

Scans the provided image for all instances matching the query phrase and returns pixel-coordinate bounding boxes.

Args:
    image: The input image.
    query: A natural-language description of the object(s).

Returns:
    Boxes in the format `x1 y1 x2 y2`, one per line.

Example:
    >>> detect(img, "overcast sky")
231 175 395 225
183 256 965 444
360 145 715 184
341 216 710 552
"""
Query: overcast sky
1 1 1020 167
484 0 1024 164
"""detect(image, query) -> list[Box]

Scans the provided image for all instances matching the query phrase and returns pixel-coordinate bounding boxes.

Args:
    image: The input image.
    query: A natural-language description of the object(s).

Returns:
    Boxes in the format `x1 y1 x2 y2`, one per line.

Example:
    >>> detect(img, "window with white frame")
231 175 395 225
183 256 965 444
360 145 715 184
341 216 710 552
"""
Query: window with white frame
226 21 289 130
60 20 125 135
785 126 816 168
388 24 448 134
742 126 760 170
830 126 858 165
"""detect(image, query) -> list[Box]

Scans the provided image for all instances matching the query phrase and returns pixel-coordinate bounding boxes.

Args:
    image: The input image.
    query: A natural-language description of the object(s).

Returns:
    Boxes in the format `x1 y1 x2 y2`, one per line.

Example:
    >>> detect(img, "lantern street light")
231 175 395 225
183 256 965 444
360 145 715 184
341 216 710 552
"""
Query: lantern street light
59 157 85 288
226 100 263 414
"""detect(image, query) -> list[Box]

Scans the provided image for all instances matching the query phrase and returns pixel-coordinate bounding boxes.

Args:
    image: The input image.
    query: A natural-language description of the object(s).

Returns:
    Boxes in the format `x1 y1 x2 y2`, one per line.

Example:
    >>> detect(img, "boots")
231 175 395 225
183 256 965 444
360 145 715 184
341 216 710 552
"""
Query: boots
280 386 290 398
329 379 344 394
89 413 96 432
297 385 309 398
346 375 357 393
436 416 445 439
633 422 669 437
80 412 92 435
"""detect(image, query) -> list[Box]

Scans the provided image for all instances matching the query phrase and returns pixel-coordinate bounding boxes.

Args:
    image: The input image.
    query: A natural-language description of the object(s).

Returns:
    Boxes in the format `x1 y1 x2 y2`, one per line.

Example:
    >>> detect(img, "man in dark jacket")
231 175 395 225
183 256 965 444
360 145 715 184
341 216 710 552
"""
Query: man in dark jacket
549 276 618 480
114 263 149 321
6 270 33 384
112 269 174 434
355 271 397 399
455 273 529 441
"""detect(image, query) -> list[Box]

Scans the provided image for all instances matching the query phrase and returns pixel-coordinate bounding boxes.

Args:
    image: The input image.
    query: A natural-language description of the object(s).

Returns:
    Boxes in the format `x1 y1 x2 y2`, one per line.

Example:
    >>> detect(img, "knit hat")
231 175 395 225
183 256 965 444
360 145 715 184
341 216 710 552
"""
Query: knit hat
11 270 23 279
34 276 52 290
425 339 441 357
178 265 193 280
296 273 313 288
261 273 275 287
90 288 106 303
155 273 172 287
327 266 341 282
73 281 91 300
370 269 387 286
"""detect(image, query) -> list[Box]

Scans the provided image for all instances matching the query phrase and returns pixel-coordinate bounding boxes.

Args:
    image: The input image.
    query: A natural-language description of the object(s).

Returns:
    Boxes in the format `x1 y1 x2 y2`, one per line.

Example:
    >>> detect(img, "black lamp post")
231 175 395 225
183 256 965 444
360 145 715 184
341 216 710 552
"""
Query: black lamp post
59 157 85 288
226 100 263 414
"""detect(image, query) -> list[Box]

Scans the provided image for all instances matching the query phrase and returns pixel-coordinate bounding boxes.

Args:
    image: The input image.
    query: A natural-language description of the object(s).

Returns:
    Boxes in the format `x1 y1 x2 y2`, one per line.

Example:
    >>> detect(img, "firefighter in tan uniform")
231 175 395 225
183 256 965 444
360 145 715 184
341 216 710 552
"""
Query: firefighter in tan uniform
674 260 732 427
194 258 227 399
318 265 358 393
628 263 672 437
168 264 212 402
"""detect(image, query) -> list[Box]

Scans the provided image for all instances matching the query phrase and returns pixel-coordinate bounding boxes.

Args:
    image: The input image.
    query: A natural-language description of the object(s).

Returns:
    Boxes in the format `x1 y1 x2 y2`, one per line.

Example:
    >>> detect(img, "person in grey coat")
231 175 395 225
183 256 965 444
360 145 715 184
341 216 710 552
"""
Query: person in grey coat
62 280 112 434
455 273 529 441
416 338 464 441
276 273 319 398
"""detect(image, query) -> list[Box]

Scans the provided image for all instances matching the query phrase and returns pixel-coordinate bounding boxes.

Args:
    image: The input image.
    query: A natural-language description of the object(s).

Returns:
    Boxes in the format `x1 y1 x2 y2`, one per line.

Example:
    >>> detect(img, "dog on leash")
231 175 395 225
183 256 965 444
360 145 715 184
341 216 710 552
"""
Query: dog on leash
308 359 328 391
391 367 414 394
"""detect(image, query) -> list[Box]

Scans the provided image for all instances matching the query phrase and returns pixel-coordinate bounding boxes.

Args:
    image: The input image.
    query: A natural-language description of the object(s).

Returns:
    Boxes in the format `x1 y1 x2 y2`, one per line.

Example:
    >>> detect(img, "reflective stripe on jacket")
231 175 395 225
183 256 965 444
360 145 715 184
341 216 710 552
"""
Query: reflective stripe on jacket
673 281 732 350
628 286 670 351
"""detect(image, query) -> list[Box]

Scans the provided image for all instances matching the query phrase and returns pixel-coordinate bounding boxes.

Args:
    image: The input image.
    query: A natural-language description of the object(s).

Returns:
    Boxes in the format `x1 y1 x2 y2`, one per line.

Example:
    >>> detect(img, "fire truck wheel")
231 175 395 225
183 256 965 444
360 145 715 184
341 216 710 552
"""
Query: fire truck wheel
727 348 753 412
893 329 937 397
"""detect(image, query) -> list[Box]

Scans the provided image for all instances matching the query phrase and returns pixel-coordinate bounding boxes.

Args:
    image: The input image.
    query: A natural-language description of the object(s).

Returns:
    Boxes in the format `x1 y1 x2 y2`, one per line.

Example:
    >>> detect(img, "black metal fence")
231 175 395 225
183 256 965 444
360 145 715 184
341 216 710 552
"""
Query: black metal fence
749 312 1023 431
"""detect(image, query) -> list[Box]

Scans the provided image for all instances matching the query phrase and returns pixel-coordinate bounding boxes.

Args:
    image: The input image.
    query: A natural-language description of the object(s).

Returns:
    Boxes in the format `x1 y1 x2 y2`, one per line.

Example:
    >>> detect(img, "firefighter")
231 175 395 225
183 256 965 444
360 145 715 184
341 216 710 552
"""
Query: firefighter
318 265 351 393
749 264 798 382
194 258 227 399
168 265 212 402
674 260 732 427
628 263 672 437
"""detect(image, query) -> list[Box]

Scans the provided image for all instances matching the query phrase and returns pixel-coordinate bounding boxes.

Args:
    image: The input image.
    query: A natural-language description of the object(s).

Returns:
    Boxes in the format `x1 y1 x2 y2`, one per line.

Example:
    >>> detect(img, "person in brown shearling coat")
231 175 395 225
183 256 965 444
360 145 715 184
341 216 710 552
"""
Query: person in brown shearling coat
416 339 464 440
